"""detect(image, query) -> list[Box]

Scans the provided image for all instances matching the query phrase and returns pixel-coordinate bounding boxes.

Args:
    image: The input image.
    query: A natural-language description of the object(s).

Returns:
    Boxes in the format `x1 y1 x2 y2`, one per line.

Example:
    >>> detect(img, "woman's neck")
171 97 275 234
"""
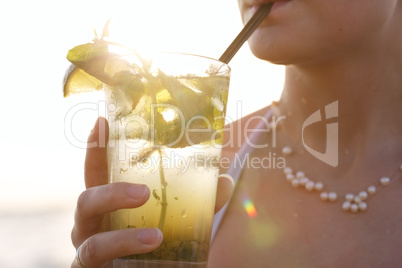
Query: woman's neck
276 49 402 174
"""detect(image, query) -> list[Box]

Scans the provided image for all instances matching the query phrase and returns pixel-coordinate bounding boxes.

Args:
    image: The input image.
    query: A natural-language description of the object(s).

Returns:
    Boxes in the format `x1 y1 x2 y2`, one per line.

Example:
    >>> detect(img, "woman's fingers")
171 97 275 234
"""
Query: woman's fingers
72 228 163 268
85 117 109 188
72 183 150 247
214 174 234 213
73 117 232 267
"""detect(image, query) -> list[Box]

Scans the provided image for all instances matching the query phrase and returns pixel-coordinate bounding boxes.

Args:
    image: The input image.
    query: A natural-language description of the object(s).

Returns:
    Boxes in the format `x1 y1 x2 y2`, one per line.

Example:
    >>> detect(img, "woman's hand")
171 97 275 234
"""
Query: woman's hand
71 117 233 268
71 117 163 268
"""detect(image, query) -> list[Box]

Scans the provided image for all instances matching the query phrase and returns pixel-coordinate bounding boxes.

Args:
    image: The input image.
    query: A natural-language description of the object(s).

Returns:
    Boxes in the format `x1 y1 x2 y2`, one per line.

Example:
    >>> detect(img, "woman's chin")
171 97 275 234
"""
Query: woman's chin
247 29 291 64
248 41 291 65
247 33 325 66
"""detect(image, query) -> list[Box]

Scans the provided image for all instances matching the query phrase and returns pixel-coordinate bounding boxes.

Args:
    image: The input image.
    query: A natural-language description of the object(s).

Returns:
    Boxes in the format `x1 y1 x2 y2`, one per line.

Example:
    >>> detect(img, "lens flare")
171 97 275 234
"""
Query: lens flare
243 198 258 218
162 108 176 122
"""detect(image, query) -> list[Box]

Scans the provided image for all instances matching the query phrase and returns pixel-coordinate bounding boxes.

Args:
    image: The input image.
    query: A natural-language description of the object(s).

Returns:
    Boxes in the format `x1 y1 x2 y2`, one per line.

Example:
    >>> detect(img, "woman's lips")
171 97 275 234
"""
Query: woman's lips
271 0 290 11
249 0 290 17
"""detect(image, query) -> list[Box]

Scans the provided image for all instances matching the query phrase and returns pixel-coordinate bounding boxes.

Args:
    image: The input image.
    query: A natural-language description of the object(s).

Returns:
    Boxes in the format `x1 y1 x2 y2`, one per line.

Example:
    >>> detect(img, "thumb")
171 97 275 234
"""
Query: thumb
214 174 234 214
85 117 109 188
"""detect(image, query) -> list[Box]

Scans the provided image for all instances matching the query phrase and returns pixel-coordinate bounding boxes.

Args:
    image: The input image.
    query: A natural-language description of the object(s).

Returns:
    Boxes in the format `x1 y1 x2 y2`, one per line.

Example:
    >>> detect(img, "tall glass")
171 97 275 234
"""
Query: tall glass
105 52 230 268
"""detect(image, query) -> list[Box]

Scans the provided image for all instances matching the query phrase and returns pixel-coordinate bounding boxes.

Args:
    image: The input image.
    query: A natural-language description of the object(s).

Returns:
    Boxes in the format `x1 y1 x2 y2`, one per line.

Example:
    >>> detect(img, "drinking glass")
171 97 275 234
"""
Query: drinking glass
105 52 230 268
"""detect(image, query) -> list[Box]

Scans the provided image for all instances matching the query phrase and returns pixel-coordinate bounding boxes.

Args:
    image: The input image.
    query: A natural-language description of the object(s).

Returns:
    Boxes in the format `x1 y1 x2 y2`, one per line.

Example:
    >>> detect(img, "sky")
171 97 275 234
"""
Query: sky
0 0 284 212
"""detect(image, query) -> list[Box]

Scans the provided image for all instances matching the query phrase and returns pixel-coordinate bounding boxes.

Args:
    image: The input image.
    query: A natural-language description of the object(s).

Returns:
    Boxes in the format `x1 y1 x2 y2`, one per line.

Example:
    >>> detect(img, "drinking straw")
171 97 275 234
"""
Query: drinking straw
219 3 273 64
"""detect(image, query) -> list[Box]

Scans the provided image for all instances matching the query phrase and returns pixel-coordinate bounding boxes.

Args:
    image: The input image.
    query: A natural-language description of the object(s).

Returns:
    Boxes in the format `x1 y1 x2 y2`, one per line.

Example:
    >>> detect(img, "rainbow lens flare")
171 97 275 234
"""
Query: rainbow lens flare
243 198 258 218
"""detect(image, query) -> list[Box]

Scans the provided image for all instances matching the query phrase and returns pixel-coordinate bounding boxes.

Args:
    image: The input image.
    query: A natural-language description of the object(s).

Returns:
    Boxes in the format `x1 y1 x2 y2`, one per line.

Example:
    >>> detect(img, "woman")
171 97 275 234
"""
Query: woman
71 0 402 267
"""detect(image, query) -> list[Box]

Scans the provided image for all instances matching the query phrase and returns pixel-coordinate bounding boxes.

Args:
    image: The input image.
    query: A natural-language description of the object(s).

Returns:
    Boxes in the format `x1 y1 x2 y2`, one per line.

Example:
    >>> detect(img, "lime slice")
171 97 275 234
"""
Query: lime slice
63 64 103 97
63 20 115 97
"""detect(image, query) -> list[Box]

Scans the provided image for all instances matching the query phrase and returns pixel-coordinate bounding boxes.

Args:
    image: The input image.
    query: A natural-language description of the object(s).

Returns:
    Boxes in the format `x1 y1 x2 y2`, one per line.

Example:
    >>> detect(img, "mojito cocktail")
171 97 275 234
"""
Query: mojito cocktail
105 52 230 267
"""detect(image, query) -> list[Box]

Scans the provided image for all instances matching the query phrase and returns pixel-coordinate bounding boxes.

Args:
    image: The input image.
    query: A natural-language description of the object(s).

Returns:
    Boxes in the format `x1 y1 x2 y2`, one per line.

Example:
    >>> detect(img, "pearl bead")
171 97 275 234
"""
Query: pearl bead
354 196 362 204
342 201 351 211
282 146 293 156
358 191 368 200
291 179 300 188
350 204 359 213
300 177 309 186
286 174 295 182
296 171 305 179
305 181 315 191
345 193 354 202
358 202 367 211
328 192 338 202
380 177 390 186
283 167 293 175
320 192 328 201
367 186 376 195
314 182 324 191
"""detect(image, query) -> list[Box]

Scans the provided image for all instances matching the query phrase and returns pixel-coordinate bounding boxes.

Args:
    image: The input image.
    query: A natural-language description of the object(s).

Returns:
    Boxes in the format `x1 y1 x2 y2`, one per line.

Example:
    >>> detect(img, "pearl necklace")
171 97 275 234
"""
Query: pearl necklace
269 103 402 214
280 146 402 213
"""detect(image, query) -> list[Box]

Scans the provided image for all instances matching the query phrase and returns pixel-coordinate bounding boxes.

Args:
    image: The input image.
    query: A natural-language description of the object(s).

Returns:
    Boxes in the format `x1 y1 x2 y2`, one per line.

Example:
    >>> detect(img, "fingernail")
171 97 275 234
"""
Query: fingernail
126 184 149 200
219 174 234 187
137 228 162 245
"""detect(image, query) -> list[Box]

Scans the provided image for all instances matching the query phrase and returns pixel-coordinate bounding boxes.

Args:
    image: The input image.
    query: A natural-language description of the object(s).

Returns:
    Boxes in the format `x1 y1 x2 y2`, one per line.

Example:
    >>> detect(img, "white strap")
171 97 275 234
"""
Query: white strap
211 107 274 242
